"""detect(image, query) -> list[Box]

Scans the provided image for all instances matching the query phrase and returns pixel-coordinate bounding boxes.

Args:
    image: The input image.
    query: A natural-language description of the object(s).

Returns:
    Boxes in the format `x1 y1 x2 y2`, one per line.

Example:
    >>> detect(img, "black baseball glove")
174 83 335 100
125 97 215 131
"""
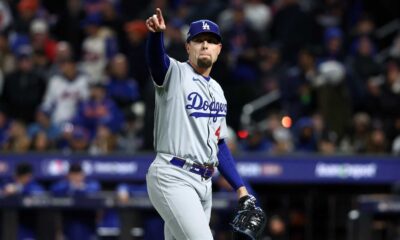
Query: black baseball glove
230 195 267 240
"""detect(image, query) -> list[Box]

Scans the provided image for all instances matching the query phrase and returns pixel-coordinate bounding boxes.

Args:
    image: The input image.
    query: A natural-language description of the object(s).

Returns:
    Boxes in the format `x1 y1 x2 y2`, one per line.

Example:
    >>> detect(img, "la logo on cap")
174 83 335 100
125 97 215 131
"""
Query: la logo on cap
202 21 210 30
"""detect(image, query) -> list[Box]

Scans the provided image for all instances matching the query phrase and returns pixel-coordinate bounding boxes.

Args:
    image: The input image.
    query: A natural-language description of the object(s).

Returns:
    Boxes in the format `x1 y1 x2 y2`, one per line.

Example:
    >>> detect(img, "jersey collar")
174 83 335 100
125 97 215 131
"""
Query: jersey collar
186 61 211 82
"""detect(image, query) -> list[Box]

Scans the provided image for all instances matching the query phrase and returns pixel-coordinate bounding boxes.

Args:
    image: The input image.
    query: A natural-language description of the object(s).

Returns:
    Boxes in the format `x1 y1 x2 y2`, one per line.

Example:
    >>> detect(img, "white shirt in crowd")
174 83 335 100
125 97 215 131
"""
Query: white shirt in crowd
41 73 90 126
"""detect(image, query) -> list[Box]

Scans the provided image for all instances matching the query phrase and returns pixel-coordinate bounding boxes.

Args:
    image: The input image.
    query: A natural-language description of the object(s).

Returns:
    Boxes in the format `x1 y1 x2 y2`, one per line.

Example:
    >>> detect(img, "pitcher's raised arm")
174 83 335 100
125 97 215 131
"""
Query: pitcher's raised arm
145 8 170 86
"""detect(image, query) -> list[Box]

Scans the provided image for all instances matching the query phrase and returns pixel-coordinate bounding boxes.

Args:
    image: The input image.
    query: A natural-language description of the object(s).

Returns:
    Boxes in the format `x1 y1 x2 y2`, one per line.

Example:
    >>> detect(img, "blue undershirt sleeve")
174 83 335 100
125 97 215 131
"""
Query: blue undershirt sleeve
145 32 170 86
217 139 245 191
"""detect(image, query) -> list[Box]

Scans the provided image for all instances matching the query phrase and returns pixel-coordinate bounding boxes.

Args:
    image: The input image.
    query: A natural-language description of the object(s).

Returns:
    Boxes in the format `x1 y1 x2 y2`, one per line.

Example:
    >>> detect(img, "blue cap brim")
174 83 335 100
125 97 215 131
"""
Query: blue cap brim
186 32 222 43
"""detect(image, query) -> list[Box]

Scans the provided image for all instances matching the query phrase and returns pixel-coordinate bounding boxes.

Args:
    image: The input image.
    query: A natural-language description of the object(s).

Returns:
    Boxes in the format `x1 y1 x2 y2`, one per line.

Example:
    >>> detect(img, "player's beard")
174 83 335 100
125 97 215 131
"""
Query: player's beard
197 57 212 68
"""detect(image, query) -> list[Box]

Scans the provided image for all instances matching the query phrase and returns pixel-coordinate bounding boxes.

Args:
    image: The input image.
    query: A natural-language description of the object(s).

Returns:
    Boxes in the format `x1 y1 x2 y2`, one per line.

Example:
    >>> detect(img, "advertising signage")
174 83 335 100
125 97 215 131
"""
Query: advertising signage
0 154 399 184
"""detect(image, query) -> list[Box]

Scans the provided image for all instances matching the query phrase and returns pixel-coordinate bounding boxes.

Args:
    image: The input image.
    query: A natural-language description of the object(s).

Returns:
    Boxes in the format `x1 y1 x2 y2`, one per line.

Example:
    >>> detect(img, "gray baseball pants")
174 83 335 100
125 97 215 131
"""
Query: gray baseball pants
146 156 214 240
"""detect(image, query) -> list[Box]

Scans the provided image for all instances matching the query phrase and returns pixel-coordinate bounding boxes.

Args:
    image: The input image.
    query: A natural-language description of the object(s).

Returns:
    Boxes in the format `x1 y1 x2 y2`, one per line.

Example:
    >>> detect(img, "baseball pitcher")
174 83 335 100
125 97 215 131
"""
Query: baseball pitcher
145 8 266 240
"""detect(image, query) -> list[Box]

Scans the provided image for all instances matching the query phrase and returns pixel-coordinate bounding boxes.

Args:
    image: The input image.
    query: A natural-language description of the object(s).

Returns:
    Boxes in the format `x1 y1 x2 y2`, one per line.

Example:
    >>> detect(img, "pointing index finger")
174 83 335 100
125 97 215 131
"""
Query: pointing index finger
156 8 164 22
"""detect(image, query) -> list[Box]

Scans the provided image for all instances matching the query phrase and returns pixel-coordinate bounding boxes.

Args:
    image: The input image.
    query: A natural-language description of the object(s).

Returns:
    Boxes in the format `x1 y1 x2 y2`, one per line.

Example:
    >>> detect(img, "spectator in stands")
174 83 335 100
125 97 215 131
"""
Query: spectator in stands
81 13 118 83
222 3 260 84
117 103 145 153
32 49 51 80
50 162 101 240
362 60 400 150
317 131 338 155
41 57 90 127
13 0 39 34
341 112 371 154
366 126 388 153
0 162 45 240
240 126 272 152
30 131 51 152
2 120 31 153
73 82 124 139
272 127 294 154
293 117 318 152
100 0 125 48
349 36 380 81
30 18 57 63
0 45 47 124
347 35 381 111
53 0 86 58
320 27 346 62
28 109 61 150
218 0 272 35
123 20 150 92
89 124 118 155
310 112 326 141
60 124 91 152
47 41 74 78
351 14 376 39
280 47 317 121
0 33 16 74
243 0 272 34
105 53 141 111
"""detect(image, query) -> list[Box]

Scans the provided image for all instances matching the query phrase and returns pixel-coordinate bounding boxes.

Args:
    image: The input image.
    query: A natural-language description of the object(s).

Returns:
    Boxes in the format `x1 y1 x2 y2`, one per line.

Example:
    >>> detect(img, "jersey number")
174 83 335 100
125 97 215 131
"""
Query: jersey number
215 127 221 140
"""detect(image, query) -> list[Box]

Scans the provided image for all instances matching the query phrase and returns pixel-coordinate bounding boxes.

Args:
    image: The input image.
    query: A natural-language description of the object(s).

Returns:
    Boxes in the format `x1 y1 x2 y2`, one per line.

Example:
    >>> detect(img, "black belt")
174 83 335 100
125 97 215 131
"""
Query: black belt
170 157 214 179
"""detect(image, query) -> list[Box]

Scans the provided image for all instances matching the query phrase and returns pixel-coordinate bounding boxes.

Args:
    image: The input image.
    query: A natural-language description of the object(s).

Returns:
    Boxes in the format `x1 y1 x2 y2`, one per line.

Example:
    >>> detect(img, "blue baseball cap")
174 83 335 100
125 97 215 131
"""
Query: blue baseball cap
16 44 33 59
81 13 102 28
324 27 343 42
186 20 222 43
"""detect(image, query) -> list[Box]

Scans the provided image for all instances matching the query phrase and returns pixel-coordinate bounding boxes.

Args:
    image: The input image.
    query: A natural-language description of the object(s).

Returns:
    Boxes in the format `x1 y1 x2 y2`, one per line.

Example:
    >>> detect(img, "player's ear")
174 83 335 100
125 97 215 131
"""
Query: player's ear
216 43 222 56
185 42 190 54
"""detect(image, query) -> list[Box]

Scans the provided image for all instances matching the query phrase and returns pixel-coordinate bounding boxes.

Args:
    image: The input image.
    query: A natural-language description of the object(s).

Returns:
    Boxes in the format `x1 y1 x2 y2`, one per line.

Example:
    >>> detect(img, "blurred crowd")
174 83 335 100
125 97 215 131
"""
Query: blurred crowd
0 161 164 240
0 0 400 155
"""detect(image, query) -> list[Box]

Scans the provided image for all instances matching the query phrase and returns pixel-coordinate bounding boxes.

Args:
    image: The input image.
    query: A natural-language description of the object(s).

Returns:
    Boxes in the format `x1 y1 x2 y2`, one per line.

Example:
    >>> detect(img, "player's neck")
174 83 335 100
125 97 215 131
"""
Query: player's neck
188 60 211 77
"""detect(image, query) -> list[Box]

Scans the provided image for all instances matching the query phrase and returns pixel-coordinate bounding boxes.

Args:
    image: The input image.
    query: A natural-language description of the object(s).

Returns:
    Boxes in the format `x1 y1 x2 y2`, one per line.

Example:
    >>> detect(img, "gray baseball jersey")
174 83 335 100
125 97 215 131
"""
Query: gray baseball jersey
147 57 229 240
153 57 229 165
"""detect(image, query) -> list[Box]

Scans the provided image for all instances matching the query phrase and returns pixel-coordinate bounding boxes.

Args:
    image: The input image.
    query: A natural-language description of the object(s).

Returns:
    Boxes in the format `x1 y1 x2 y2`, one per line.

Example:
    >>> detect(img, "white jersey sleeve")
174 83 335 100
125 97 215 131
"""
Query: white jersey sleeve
219 116 229 140
153 57 181 96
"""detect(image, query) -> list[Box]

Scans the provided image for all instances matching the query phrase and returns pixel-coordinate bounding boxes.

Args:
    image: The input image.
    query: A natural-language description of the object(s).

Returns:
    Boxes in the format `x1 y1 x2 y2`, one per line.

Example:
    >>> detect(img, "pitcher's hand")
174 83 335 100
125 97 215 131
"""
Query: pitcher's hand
146 8 166 32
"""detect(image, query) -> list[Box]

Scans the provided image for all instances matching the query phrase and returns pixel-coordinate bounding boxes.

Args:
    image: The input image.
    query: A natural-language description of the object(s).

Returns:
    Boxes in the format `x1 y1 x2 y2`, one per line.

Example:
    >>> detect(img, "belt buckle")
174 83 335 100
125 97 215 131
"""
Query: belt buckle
202 166 214 179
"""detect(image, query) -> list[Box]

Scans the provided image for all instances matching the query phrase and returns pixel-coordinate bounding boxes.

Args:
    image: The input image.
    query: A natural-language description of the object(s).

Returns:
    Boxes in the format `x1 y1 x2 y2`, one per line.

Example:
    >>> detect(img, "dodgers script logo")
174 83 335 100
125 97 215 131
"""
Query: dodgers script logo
202 21 210 30
185 92 227 122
